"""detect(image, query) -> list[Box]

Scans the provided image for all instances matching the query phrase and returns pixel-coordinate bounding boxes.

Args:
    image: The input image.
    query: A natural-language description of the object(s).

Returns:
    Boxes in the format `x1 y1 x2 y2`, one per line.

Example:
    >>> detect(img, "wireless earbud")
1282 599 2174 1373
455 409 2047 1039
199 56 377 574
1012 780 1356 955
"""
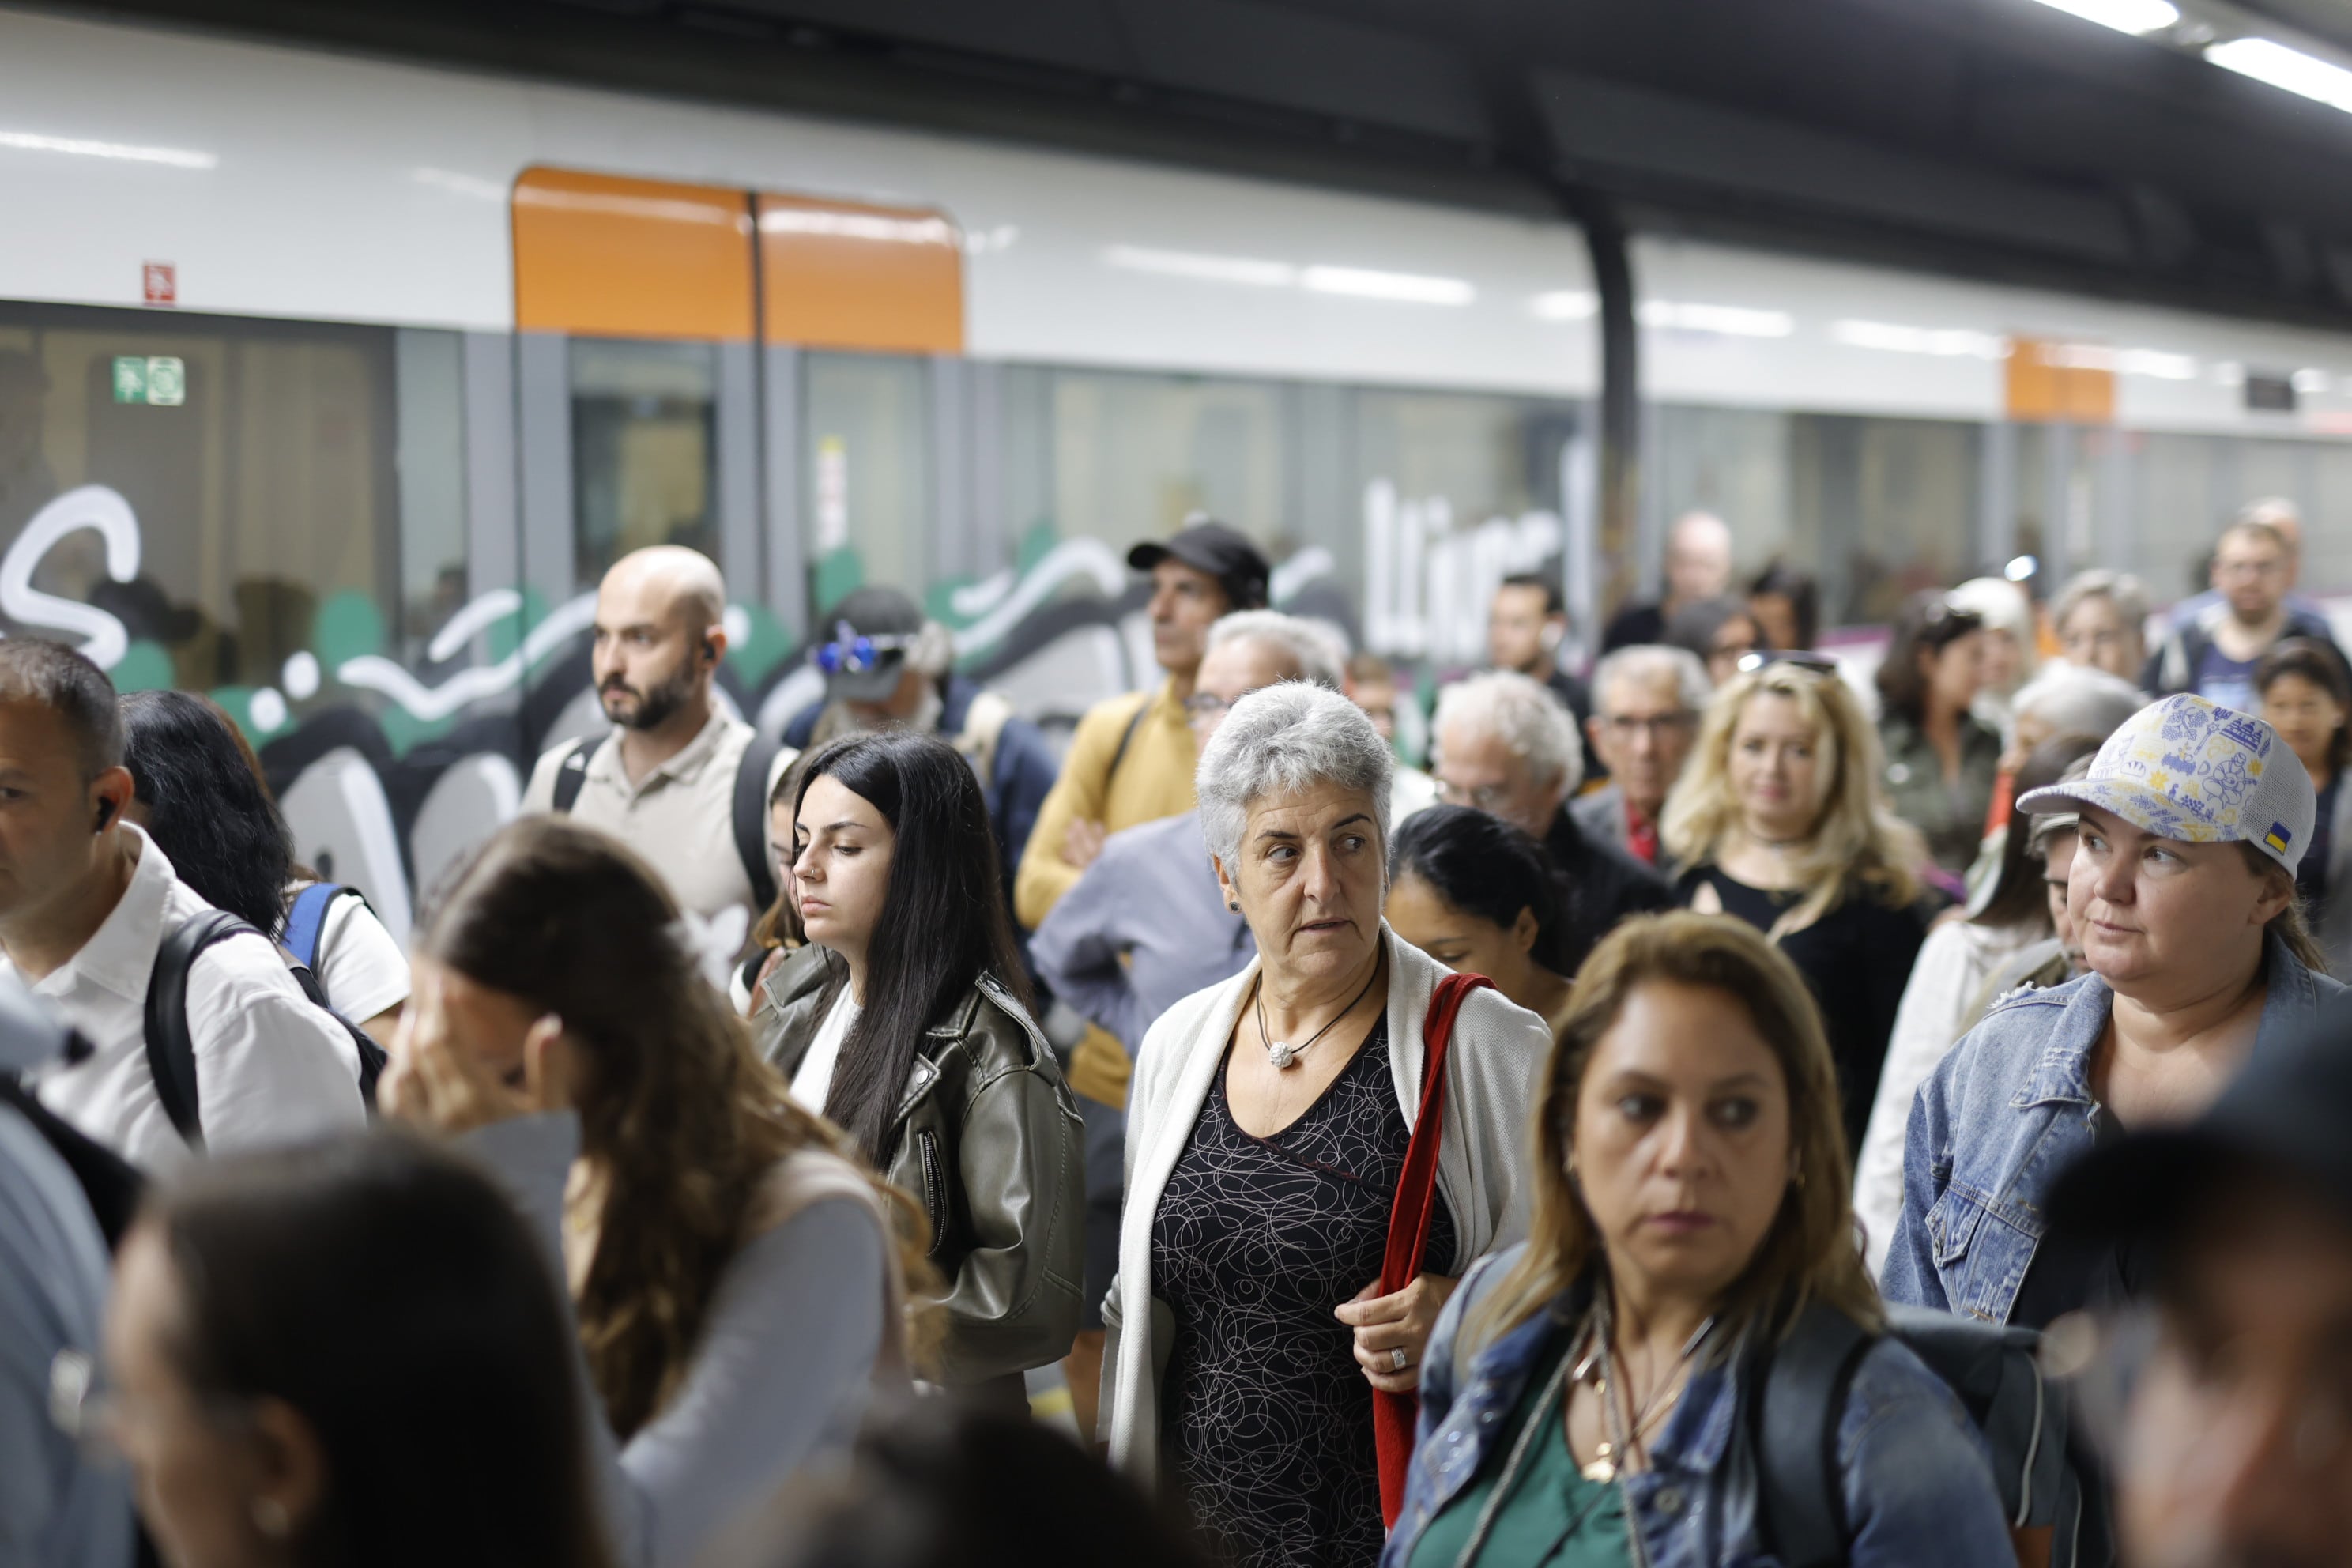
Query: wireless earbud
1540 622 1566 654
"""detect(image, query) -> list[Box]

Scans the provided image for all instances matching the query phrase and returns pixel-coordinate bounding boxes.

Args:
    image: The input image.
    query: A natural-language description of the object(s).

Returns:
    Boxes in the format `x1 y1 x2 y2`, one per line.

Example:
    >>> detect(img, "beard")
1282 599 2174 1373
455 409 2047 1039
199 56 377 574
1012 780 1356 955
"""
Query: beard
601 660 698 732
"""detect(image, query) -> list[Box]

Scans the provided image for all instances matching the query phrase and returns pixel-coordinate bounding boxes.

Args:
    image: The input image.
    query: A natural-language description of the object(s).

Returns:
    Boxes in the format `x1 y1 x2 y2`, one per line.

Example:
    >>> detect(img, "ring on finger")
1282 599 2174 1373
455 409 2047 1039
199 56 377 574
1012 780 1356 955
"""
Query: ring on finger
1389 1348 1409 1374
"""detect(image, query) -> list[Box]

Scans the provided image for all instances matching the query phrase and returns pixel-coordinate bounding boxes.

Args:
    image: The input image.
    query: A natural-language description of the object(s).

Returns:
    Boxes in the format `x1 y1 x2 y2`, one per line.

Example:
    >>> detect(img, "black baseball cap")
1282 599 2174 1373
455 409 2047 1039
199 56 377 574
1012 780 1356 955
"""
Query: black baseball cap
2049 996 2352 1246
1127 518 1271 611
812 586 925 703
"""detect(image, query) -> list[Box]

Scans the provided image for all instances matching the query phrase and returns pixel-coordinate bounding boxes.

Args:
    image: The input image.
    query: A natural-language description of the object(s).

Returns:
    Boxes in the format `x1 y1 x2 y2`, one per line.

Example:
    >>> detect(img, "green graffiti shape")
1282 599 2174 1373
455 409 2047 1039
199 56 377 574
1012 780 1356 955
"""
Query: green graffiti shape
314 591 386 672
726 603 792 685
812 548 865 620
111 639 175 694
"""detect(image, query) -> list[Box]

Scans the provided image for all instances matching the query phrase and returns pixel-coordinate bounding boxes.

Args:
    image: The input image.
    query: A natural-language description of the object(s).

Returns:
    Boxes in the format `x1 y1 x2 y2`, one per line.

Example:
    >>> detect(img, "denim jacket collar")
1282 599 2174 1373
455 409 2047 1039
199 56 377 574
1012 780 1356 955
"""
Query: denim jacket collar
2012 929 2328 1111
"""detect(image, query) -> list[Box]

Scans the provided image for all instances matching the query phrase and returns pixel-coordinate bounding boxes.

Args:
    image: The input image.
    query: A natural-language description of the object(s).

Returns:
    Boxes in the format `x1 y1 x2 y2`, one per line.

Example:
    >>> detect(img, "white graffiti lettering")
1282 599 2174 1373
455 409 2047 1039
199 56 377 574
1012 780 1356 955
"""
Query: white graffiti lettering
1 485 141 668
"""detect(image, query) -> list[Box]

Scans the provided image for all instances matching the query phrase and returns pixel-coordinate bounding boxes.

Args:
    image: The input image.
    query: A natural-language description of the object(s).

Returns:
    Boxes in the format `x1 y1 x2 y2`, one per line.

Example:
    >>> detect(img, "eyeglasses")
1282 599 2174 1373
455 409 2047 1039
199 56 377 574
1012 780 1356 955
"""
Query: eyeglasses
1736 650 1840 678
812 620 917 677
1924 597 1987 641
1600 713 1696 740
1435 778 1513 813
1183 692 1233 722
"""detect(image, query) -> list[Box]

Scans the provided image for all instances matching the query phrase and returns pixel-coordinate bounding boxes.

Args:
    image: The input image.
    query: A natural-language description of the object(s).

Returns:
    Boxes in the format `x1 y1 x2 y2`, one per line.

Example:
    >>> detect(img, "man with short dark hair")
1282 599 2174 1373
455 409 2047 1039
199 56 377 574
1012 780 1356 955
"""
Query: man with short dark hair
522 546 782 984
0 640 360 1170
2049 1004 2352 1568
2146 517 2344 709
1487 572 1600 780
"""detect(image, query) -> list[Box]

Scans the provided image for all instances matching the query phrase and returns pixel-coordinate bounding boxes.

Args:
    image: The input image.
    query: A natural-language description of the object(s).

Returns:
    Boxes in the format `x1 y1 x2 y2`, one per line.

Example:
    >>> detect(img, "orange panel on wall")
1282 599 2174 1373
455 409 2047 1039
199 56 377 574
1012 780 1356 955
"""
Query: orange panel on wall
2006 336 2116 424
758 194 964 354
513 168 755 341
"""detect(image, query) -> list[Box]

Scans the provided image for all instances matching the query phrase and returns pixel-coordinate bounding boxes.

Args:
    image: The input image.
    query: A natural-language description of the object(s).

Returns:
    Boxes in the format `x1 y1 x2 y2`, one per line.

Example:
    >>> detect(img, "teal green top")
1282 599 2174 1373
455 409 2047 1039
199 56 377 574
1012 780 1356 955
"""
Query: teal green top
1404 1340 1634 1568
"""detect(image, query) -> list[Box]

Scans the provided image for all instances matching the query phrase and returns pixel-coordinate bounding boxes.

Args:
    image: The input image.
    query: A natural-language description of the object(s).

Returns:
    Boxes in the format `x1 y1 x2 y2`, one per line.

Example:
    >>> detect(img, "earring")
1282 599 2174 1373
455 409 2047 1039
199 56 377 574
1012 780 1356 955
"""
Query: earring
251 1498 290 1539
1791 1164 1807 1190
1228 900 1240 912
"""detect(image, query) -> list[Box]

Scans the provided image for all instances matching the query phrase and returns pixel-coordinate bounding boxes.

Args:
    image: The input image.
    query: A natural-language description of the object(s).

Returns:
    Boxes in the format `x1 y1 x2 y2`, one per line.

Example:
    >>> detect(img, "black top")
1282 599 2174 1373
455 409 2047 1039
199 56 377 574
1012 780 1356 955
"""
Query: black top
2008 1110 2145 1332
1152 1020 1455 1568
1544 807 1676 975
1675 865 1939 1154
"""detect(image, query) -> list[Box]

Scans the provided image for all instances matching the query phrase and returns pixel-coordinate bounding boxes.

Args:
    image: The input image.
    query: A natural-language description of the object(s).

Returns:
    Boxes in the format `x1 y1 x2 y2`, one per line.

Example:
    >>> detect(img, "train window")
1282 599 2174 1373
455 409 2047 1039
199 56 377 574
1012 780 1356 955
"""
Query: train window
803 351 929 613
394 329 469 662
0 300 398 701
1044 369 1290 561
570 338 719 587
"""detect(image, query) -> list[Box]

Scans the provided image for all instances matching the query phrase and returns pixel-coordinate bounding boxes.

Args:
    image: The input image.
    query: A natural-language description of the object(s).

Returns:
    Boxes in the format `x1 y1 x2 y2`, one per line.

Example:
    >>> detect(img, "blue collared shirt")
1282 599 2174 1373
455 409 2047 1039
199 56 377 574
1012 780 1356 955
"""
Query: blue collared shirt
1387 1248 2011 1568
1027 812 1255 1055
1884 930 2343 1325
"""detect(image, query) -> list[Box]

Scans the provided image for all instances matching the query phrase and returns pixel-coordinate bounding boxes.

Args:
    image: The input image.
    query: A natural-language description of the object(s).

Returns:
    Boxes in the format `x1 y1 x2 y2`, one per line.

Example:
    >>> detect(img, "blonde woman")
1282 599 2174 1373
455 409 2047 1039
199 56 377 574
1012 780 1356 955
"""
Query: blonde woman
1660 653 1939 1152
1384 914 2008 1567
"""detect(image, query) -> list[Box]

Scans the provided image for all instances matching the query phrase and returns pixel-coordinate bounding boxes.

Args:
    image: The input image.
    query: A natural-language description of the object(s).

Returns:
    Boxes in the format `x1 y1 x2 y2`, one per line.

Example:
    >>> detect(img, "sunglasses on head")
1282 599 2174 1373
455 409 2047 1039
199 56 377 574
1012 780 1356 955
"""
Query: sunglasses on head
812 621 918 676
1736 650 1841 678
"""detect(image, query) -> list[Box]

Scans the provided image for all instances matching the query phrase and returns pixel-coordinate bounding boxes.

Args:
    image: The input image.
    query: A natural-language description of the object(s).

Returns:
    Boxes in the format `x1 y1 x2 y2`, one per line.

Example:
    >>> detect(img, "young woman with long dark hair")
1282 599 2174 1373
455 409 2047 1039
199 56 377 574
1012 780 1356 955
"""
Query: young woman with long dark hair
752 728 1084 1400
116 691 409 1043
383 817 921 1568
92 1134 613 1568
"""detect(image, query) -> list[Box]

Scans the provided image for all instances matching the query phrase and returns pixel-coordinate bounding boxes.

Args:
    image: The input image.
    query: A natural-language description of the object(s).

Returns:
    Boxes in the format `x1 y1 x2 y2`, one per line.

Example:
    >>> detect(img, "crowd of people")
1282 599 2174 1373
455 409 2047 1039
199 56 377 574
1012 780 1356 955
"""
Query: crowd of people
8 497 2352 1568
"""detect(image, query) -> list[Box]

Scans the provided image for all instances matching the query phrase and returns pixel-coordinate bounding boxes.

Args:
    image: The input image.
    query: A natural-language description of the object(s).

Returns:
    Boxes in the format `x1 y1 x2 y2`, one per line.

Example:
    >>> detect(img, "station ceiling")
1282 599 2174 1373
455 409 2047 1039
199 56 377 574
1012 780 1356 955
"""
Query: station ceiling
51 0 2352 328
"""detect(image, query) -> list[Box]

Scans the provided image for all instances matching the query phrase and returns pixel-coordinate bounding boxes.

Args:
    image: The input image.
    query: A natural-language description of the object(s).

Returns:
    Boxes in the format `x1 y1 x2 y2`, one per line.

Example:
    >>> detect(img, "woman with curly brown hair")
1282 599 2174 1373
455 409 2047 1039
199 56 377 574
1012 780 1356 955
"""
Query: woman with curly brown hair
382 816 922 1568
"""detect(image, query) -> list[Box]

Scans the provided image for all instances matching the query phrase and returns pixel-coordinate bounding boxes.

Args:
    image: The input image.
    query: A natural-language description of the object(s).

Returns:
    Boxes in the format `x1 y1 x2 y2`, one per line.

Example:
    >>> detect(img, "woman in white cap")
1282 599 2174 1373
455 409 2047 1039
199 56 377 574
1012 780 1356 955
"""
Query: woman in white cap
1883 694 2346 1325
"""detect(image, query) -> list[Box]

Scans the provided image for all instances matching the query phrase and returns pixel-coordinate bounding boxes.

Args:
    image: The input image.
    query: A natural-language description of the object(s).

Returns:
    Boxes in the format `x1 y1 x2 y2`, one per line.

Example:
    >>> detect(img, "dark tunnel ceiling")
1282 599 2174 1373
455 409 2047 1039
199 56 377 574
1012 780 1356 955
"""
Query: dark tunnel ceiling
46 0 2352 329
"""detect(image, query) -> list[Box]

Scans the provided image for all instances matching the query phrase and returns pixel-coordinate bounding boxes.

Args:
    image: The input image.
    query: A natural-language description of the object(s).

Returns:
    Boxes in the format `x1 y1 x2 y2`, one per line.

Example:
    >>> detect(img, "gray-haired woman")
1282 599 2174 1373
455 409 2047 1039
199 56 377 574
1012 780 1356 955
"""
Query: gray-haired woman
1102 683 1549 1568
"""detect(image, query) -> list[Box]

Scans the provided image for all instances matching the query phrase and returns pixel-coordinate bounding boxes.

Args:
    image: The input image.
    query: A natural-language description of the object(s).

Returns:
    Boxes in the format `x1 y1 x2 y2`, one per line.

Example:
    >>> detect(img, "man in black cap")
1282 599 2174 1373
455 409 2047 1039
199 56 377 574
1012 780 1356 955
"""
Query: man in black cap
2049 1003 2352 1568
783 585 1059 939
1012 514 1268 1438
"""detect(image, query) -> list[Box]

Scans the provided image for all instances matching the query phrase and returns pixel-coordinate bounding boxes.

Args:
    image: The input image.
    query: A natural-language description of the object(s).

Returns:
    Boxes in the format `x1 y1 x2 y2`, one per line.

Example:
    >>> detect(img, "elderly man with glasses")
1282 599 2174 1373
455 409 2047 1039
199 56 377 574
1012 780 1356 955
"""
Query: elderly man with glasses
1571 644 1709 877
1432 669 1672 974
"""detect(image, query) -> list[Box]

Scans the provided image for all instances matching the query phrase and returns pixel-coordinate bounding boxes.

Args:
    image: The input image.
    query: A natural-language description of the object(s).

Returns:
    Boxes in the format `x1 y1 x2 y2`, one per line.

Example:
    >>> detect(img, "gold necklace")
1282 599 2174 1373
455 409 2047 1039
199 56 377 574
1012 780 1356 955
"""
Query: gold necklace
1570 1311 1708 1483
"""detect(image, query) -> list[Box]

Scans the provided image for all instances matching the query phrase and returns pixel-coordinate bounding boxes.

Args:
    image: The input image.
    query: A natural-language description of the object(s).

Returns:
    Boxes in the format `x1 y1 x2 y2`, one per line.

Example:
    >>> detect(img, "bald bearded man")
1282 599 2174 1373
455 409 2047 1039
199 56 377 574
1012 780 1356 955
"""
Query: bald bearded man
521 547 786 984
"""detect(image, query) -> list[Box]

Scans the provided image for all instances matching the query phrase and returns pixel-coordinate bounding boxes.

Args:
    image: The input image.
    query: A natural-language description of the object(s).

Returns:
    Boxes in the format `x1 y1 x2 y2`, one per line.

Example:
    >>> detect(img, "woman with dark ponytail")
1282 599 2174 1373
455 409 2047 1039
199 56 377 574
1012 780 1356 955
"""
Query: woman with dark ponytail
754 729 1085 1400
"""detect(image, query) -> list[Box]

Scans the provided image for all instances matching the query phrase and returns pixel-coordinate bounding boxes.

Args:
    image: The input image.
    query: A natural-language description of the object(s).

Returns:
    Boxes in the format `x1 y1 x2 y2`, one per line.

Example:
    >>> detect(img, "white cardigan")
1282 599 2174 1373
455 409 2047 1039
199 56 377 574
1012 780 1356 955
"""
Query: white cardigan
1102 925 1551 1485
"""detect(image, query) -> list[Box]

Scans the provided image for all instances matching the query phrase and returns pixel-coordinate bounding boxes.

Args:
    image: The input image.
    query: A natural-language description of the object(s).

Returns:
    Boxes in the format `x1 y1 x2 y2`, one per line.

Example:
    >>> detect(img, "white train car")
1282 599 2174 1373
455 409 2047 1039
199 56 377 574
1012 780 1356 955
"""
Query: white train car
4 3 2350 922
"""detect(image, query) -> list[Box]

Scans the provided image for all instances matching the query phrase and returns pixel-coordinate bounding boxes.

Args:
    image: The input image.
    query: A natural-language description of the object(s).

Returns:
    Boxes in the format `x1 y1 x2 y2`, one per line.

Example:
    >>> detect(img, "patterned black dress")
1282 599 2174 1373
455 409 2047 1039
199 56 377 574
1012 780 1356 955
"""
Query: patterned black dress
1150 1020 1457 1568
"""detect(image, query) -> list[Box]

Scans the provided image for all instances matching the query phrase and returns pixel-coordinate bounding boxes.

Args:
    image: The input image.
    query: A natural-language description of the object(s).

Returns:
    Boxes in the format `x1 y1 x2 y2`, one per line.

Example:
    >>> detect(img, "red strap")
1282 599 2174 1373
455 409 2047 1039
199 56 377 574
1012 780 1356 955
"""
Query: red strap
1374 971 1494 1528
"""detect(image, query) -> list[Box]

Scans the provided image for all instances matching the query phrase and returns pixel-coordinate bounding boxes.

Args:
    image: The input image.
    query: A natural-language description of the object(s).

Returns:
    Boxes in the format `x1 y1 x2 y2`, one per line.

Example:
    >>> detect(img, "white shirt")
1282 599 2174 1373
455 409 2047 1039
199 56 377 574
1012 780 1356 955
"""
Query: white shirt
288 882 410 1024
19 827 364 1174
790 990 860 1112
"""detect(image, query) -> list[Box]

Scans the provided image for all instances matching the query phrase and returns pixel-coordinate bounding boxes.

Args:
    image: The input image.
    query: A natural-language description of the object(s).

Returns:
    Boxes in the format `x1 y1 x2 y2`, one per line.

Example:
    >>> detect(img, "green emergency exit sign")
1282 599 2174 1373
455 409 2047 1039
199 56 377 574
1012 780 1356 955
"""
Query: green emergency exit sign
111 356 184 405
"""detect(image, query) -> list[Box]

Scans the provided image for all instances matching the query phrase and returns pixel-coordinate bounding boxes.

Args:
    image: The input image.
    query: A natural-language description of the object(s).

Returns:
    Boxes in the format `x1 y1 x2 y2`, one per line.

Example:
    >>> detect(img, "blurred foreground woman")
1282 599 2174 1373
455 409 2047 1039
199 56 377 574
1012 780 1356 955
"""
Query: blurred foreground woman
1385 804 1574 1034
1386 913 2010 1568
92 1135 612 1568
386 818 914 1568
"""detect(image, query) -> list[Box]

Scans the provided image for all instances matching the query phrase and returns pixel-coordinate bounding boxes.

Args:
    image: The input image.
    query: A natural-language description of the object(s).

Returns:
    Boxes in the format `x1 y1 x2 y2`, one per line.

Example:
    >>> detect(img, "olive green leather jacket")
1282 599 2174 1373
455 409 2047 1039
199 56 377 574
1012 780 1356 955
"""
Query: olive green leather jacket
752 945 1085 1389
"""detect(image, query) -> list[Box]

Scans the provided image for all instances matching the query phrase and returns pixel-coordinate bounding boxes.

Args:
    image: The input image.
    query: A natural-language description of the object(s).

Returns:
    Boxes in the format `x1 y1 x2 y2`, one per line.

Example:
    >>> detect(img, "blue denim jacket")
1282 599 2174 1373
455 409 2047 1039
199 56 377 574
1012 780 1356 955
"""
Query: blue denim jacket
1883 931 2341 1323
1385 1246 2013 1568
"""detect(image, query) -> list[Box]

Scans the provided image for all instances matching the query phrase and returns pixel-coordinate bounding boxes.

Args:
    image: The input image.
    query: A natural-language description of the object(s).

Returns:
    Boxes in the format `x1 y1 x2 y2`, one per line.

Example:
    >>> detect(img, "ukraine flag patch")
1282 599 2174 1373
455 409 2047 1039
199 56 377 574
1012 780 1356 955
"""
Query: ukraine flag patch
2267 822 2294 854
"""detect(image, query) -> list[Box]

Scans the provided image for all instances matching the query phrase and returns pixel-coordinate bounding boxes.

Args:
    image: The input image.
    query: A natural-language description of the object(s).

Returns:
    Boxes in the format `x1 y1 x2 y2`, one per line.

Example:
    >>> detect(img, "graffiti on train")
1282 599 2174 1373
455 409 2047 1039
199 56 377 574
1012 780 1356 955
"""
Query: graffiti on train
1 482 1562 935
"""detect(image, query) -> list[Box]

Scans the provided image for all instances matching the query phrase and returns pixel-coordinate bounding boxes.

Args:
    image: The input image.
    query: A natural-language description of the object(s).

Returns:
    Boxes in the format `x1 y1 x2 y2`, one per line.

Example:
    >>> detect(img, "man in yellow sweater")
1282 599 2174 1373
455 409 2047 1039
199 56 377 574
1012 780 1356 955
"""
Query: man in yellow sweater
1017 517 1268 1434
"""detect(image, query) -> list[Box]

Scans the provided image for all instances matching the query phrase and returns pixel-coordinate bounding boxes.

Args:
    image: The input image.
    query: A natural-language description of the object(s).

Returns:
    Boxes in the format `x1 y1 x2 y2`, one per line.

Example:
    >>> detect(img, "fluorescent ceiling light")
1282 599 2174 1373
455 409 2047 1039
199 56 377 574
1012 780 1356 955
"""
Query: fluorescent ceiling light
1530 290 1598 320
1300 265 1475 305
1830 319 2006 358
412 168 505 202
2294 368 2331 394
1640 300 1795 337
0 129 216 169
2027 0 2179 36
2207 36 2352 111
2116 349 2199 380
1101 244 1295 287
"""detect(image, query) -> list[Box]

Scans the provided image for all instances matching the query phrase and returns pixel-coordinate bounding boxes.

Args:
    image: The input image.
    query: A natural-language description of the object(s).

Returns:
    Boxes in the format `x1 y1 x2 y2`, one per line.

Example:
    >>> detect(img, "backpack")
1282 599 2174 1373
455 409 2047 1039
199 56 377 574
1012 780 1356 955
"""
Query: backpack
550 729 784 913
0 1070 144 1248
142 910 388 1148
1750 1301 2094 1568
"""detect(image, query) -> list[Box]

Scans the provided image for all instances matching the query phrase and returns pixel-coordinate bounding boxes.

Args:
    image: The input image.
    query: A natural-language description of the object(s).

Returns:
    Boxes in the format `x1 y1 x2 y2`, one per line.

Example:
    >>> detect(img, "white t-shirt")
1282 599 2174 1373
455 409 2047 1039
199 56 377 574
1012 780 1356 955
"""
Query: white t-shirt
790 990 861 1113
286 883 411 1025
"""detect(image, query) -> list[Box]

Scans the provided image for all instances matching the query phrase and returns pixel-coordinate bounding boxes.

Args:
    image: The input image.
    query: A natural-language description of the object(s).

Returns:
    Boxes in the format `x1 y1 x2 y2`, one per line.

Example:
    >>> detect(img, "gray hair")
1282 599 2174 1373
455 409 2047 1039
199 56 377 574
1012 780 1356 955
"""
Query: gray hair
1592 643 1709 718
1205 609 1345 690
2051 569 2150 639
1197 682 1395 873
2010 662 2146 745
1433 668 1583 795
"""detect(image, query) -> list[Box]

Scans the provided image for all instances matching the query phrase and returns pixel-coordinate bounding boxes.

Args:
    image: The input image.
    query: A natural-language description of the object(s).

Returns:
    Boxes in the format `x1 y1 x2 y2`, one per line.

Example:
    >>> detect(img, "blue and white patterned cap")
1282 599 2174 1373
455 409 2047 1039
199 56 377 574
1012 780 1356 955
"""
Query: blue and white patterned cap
2015 693 2315 873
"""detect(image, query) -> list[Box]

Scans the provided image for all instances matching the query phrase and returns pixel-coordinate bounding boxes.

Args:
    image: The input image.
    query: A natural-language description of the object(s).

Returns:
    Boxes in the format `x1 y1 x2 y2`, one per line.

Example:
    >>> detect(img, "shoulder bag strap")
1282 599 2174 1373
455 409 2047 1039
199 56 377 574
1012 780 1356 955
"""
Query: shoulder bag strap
1751 1301 1876 1568
549 738 590 814
1373 970 1495 1528
141 910 259 1150
281 882 349 972
1101 692 1152 791
733 730 784 914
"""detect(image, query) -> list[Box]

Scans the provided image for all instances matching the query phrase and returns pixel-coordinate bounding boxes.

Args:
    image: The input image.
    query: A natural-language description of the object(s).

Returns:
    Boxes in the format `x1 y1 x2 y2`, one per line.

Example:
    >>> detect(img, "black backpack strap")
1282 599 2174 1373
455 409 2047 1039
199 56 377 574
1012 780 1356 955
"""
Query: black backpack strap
733 730 784 914
286 962 390 1109
1102 694 1152 790
549 738 590 814
1751 1302 1875 1568
0 1069 146 1250
141 910 255 1149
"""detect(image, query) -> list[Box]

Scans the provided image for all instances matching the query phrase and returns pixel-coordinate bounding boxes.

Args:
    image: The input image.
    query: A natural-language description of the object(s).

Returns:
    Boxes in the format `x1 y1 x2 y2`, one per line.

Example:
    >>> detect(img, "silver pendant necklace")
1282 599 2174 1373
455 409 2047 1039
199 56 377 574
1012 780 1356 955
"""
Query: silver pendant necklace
1254 961 1381 1071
